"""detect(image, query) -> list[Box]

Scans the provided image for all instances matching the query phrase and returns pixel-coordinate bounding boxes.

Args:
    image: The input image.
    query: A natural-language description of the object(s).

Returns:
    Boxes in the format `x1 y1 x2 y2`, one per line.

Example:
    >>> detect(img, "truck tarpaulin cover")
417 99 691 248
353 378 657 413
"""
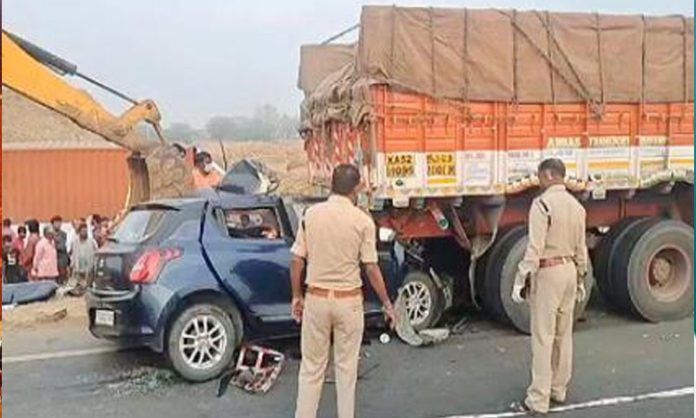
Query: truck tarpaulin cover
301 6 694 126
298 44 355 95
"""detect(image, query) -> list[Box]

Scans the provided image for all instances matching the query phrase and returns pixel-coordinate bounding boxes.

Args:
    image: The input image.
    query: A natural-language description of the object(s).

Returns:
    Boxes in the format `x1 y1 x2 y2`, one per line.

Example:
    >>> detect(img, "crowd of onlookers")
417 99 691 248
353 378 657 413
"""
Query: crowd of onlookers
2 215 114 296
1 148 225 295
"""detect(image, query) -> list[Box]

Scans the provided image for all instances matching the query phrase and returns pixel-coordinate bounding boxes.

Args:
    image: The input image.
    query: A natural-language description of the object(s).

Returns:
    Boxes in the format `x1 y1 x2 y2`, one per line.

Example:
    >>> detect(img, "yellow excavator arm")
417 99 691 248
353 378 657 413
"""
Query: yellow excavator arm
1 30 193 205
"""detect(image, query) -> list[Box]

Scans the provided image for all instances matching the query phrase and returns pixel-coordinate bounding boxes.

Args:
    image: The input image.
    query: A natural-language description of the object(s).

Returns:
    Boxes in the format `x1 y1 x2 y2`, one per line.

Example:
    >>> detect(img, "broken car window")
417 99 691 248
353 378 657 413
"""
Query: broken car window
223 208 281 240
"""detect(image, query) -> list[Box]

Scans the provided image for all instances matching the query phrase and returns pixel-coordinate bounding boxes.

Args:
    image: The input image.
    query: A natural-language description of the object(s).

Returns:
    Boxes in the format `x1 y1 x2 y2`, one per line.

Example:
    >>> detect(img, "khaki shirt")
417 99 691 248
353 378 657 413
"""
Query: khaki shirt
291 195 379 290
518 184 588 279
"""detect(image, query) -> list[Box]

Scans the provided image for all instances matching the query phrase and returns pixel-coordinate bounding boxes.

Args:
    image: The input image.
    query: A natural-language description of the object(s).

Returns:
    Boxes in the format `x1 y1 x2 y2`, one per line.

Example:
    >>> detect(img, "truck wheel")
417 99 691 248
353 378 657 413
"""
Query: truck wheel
475 226 526 308
481 226 526 324
611 219 694 322
167 304 238 382
399 271 444 331
485 227 594 334
593 218 652 304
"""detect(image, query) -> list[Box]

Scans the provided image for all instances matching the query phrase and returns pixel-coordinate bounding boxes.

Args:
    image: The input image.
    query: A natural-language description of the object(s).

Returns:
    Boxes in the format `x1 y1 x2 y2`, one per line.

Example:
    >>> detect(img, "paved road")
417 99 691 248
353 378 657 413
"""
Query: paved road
4 304 693 418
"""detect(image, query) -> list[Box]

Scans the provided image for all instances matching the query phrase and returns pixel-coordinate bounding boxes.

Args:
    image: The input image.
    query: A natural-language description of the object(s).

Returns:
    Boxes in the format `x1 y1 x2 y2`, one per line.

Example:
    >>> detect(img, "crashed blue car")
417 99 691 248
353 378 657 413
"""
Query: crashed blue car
87 192 415 381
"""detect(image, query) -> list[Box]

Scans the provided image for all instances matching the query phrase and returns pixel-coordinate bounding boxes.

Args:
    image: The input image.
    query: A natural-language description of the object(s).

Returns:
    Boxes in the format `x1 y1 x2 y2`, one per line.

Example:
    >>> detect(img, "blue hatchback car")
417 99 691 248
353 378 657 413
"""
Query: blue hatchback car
87 192 410 381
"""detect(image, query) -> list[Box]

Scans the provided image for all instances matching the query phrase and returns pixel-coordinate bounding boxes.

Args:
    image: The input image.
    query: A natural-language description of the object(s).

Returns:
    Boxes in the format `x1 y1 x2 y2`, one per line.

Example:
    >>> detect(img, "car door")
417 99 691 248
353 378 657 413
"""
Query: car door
285 197 396 314
201 204 294 324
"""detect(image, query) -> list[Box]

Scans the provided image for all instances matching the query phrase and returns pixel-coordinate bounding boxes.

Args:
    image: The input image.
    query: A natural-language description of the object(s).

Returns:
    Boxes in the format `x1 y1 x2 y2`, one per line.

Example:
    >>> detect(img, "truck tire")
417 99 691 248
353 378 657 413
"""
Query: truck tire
610 219 694 322
475 226 526 308
399 270 445 331
484 227 594 334
593 218 652 304
166 304 238 382
481 226 527 324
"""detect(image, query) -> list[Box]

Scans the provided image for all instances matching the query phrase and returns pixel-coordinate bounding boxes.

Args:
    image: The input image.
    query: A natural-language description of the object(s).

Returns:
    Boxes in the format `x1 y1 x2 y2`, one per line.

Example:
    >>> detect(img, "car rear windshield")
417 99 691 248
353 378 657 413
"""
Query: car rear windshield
111 209 169 244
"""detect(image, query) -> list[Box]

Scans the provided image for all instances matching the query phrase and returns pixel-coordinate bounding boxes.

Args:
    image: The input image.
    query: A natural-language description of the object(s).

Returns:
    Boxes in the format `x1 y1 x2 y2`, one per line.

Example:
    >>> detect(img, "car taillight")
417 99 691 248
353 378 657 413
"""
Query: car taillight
130 248 182 284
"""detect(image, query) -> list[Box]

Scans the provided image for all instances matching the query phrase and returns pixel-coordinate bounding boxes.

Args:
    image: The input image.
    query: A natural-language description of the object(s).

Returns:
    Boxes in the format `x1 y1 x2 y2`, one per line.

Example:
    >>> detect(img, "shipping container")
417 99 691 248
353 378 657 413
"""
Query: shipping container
2 89 131 222
2 146 130 221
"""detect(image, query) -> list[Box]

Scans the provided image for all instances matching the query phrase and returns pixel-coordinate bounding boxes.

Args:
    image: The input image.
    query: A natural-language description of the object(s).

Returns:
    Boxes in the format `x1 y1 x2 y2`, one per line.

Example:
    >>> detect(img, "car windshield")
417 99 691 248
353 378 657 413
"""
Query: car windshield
111 209 167 244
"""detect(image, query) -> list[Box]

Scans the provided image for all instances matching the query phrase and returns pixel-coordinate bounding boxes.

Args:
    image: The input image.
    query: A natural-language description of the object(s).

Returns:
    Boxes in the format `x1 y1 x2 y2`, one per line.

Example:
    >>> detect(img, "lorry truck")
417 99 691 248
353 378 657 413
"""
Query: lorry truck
299 6 695 333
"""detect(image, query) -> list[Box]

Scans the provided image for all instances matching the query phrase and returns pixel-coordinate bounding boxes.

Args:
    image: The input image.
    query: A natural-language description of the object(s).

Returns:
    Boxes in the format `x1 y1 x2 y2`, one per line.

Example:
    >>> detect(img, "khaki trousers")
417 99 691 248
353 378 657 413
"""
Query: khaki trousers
295 292 364 418
525 262 577 413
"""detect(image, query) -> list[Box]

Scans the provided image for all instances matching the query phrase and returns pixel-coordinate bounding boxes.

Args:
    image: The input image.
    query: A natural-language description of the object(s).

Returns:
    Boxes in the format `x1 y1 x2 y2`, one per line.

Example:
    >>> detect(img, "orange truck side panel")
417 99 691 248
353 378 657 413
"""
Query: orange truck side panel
307 85 693 203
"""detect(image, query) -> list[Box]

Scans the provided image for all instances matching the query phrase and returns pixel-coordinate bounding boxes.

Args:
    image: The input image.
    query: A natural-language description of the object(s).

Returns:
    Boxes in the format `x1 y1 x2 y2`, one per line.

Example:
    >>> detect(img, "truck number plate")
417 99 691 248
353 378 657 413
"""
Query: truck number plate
386 154 415 178
95 310 115 327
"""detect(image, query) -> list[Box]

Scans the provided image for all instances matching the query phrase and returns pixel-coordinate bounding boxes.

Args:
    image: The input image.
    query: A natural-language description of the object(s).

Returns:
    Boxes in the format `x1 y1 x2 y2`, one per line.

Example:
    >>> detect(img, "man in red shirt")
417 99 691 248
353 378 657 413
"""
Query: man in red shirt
20 220 41 280
13 226 26 253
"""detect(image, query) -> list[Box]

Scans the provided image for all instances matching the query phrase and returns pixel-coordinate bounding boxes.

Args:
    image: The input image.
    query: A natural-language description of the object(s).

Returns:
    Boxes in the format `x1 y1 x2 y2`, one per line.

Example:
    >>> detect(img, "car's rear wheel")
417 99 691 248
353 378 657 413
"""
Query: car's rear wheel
167 304 237 382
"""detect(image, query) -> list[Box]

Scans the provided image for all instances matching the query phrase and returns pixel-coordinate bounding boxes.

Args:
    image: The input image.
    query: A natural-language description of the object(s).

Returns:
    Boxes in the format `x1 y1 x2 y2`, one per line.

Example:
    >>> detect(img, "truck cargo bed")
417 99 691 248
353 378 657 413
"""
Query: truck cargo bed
306 85 693 205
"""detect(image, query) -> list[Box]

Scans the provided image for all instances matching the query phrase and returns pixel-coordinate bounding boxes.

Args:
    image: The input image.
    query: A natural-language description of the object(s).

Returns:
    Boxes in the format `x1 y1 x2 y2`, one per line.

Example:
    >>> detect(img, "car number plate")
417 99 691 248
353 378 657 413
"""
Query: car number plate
95 310 115 327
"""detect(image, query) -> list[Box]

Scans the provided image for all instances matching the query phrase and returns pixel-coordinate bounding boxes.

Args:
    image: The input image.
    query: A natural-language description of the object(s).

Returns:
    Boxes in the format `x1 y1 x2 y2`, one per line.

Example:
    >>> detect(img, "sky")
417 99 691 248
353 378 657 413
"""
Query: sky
4 0 694 128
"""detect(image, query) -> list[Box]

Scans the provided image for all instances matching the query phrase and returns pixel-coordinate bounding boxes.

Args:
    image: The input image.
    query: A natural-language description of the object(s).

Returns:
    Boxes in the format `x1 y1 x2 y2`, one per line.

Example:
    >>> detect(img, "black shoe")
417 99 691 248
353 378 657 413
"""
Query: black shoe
550 398 566 408
509 400 545 416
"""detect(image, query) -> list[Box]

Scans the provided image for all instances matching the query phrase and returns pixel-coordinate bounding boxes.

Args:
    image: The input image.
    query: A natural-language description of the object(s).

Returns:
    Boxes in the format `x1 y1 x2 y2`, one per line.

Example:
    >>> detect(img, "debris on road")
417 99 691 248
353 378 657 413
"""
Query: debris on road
217 345 285 396
37 307 67 323
450 316 471 335
104 367 181 397
394 295 450 347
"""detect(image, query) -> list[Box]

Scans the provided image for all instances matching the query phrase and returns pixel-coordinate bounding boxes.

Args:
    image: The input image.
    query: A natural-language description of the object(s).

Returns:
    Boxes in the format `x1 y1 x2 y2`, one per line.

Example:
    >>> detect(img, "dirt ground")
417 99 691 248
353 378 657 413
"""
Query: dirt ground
3 296 88 331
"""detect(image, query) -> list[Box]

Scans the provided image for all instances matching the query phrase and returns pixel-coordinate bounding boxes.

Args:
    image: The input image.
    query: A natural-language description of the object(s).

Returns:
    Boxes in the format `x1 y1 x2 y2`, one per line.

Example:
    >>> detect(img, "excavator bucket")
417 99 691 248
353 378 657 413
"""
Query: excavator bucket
145 144 195 200
126 153 150 207
125 144 194 208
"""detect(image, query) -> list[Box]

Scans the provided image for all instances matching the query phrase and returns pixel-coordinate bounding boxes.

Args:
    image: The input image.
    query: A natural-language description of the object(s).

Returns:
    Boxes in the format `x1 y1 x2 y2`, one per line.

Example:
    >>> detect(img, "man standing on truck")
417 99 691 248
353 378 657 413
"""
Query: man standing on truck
290 163 396 418
510 158 588 415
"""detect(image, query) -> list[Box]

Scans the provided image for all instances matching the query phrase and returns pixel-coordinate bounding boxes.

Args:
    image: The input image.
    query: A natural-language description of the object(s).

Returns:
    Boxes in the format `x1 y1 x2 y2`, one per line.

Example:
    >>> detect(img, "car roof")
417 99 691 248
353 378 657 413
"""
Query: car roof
214 191 281 208
135 190 281 211
132 197 204 210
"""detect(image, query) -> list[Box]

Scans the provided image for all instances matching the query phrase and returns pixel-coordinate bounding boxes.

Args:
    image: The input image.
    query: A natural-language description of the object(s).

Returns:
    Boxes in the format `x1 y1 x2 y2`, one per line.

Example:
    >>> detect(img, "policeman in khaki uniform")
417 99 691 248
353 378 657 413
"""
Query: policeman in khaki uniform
291 164 396 418
511 158 588 415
